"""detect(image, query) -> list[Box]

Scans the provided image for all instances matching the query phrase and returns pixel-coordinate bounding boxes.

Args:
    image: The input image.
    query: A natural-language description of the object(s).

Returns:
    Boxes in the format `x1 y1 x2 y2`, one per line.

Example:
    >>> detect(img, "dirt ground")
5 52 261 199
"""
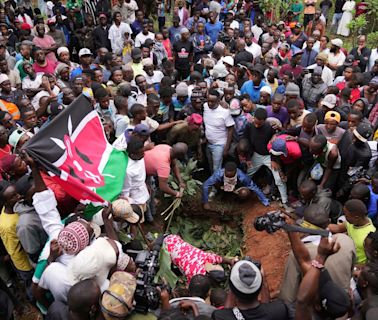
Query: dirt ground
241 199 291 297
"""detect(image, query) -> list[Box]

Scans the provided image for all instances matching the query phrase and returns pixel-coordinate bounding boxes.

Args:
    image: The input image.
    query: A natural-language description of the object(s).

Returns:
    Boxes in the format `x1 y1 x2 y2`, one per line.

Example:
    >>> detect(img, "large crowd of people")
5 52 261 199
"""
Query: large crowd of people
0 0 378 319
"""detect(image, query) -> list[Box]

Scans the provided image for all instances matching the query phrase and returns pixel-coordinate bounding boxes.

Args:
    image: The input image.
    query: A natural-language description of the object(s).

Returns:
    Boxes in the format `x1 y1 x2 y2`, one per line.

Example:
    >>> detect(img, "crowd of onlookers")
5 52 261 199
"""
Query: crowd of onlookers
0 0 378 319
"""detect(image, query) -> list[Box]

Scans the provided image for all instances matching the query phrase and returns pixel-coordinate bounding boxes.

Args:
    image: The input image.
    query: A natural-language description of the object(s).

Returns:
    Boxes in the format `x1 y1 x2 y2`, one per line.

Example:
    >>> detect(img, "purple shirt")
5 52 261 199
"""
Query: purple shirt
266 105 289 126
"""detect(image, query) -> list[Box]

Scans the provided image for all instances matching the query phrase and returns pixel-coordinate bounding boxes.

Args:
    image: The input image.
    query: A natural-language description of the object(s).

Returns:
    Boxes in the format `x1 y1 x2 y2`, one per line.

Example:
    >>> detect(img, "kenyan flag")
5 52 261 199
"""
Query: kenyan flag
24 95 128 217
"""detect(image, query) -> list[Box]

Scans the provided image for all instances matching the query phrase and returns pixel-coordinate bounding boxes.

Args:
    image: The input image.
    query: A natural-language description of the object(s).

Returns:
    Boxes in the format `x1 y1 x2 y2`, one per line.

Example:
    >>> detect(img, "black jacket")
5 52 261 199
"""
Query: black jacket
92 25 111 51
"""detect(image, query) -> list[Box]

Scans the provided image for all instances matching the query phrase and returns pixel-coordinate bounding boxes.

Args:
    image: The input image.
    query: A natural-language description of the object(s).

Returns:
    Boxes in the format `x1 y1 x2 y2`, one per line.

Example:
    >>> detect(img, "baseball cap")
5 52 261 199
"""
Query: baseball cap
344 54 355 66
319 269 350 318
324 111 341 123
293 22 302 29
21 22 31 30
353 123 372 142
221 55 234 67
8 129 25 148
112 198 140 224
229 261 262 298
144 38 155 46
188 113 203 125
229 98 241 116
78 48 92 57
270 138 288 157
321 94 337 109
252 63 265 77
133 124 150 137
14 174 33 196
331 38 343 48
100 271 137 319
99 13 107 19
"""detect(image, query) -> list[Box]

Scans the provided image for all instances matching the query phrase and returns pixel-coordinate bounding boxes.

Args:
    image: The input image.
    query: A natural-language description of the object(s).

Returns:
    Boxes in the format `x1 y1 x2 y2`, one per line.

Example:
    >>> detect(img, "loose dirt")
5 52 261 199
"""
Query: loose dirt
241 199 291 297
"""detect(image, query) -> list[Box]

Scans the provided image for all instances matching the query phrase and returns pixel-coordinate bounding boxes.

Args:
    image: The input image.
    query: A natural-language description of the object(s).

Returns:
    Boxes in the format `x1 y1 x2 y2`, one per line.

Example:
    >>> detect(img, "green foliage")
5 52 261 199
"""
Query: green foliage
168 158 202 198
366 0 378 31
156 247 179 288
169 216 242 257
367 32 378 48
347 13 368 47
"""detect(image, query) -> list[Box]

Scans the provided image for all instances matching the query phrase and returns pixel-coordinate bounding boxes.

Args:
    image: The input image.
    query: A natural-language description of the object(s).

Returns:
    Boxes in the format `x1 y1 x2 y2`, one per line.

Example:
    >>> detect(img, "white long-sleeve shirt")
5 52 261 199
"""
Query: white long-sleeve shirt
108 22 133 55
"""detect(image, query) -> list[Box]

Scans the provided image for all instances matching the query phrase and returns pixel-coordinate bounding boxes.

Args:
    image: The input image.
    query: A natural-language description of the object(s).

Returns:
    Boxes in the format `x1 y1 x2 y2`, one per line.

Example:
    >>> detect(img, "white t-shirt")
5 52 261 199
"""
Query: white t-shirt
328 51 346 69
134 31 155 48
122 158 150 204
246 42 262 59
203 103 235 145
39 262 72 303
145 70 164 85
22 73 43 90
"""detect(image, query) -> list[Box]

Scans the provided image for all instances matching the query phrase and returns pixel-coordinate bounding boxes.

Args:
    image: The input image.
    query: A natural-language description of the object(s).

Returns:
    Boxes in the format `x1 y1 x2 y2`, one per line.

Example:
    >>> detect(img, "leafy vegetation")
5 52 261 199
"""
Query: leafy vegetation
347 12 368 47
169 216 243 258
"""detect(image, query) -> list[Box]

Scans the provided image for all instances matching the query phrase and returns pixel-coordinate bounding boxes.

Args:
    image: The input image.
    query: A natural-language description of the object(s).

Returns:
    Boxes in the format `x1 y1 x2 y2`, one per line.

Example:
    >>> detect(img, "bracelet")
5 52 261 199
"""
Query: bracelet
311 260 324 269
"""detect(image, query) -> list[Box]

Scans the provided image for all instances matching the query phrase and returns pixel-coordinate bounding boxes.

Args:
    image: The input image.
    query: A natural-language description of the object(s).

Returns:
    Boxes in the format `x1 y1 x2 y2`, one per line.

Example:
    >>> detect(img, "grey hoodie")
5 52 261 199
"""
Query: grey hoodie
15 202 48 261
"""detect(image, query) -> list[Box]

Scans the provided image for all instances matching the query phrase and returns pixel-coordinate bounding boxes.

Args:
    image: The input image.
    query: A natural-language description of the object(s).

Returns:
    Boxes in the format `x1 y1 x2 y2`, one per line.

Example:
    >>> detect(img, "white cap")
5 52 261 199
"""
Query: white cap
142 58 153 66
331 38 343 48
222 56 234 67
78 48 92 57
57 46 69 56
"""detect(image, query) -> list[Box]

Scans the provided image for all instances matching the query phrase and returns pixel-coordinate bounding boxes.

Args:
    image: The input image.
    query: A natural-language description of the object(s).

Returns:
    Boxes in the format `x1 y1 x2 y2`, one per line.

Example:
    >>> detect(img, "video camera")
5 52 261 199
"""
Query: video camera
254 211 286 234
127 234 168 314
254 211 330 237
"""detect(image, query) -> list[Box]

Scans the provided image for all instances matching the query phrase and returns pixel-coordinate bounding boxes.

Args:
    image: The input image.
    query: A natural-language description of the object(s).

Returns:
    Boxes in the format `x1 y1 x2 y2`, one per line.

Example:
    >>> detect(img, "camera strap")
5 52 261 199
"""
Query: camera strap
232 307 245 320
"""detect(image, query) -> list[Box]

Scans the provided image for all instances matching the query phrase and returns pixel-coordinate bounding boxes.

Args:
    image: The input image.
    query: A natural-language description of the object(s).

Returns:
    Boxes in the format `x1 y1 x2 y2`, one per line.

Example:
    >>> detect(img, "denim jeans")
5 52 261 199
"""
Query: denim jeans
206 143 225 173
17 269 34 301
331 13 343 31
247 152 288 204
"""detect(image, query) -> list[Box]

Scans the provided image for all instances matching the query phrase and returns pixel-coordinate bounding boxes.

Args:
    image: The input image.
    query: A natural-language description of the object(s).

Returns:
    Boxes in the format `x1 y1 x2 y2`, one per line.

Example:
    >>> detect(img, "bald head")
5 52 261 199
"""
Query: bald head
171 143 188 160
68 279 101 317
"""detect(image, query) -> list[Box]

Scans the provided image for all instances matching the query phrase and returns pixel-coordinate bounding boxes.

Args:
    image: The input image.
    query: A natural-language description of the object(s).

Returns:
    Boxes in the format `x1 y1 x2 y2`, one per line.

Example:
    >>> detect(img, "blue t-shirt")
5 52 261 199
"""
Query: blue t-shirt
205 22 223 44
240 80 267 103
368 185 378 220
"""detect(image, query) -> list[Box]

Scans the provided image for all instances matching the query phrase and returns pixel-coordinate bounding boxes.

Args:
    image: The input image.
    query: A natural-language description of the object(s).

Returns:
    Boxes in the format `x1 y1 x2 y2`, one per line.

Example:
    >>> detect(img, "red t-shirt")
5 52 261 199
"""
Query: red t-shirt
144 144 172 178
33 60 57 75
336 81 361 104
267 134 302 164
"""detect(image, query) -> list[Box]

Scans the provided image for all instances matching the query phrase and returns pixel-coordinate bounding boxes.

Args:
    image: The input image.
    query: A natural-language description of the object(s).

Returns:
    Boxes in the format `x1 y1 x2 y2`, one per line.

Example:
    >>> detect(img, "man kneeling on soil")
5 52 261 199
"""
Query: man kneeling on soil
202 162 269 210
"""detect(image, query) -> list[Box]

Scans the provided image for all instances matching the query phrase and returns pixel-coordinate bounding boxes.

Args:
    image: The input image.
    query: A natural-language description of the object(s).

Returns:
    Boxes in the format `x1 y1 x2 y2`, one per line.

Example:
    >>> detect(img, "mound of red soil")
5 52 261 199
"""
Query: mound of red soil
242 201 291 297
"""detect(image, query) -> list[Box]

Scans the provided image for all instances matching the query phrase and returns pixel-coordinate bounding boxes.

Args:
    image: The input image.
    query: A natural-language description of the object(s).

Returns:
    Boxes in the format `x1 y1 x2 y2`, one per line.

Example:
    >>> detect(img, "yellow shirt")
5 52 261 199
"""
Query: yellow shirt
346 219 376 264
0 209 32 272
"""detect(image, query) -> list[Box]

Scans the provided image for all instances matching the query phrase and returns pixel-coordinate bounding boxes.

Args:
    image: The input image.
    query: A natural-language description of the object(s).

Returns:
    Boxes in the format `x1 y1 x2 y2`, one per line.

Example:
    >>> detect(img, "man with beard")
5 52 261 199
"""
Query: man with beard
327 38 346 74
245 32 261 60
307 52 334 86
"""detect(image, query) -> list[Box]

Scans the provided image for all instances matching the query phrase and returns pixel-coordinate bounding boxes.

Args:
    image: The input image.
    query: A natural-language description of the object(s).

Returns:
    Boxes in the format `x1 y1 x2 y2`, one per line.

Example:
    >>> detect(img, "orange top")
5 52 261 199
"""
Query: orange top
0 99 20 120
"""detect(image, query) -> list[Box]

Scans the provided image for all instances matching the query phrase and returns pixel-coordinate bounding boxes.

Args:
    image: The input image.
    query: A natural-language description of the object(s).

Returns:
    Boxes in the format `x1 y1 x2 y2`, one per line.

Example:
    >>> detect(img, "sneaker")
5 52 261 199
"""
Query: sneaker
282 202 294 213
209 189 217 199
262 185 271 195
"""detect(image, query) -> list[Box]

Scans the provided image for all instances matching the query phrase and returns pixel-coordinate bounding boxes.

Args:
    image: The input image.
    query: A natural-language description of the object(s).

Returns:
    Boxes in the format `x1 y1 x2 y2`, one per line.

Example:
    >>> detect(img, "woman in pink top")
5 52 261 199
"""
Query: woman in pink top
32 24 58 64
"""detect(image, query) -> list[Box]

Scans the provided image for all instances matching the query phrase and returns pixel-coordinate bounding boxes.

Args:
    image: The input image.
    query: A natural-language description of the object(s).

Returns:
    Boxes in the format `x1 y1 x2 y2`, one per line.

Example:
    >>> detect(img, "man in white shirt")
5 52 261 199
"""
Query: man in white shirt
143 58 163 85
122 136 150 209
108 11 133 55
245 32 262 59
124 0 138 24
327 38 346 76
251 17 263 42
203 89 234 173
134 20 155 48
307 52 334 86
